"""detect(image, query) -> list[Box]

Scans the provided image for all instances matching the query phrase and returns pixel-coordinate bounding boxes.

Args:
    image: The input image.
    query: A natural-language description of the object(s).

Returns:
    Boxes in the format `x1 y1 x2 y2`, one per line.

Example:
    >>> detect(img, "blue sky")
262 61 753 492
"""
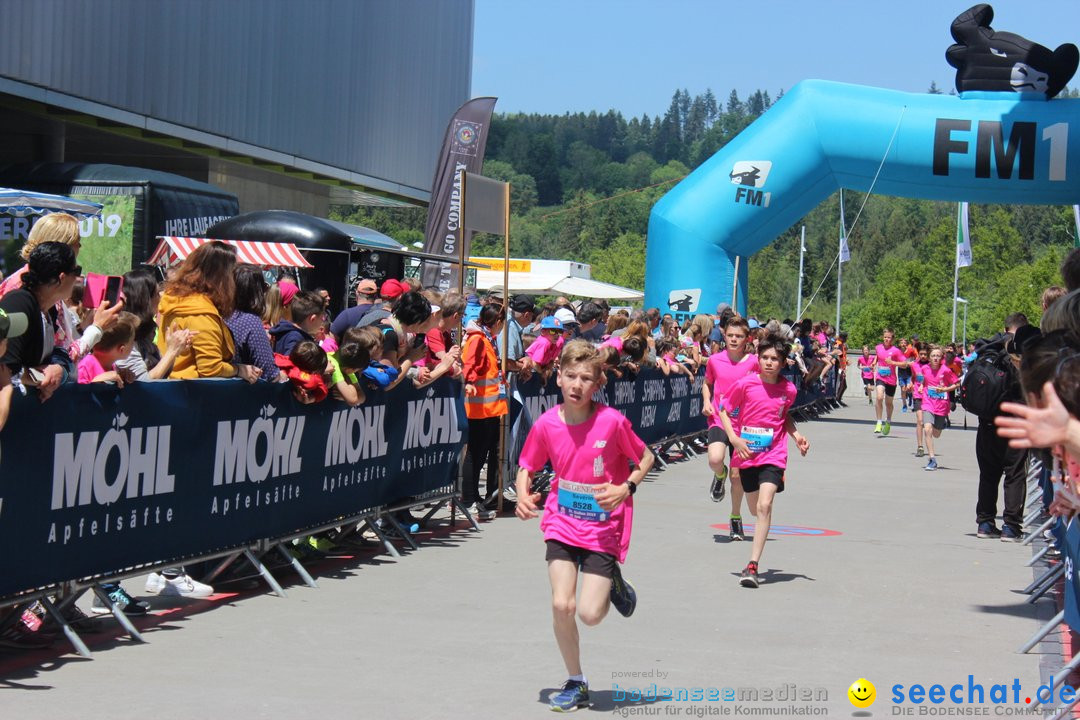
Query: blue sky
472 0 1080 117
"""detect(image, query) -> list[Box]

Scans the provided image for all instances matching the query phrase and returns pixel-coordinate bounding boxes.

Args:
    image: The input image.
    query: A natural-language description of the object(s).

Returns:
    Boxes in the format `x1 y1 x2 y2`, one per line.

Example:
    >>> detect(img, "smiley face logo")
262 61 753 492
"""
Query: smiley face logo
848 678 876 708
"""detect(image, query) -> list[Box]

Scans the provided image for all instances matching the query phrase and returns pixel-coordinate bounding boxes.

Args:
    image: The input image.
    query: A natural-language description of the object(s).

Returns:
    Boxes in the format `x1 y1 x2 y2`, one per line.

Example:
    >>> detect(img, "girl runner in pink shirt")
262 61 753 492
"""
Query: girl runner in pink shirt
701 316 759 540
920 347 960 471
857 346 875 404
910 344 930 457
719 333 810 589
515 340 654 712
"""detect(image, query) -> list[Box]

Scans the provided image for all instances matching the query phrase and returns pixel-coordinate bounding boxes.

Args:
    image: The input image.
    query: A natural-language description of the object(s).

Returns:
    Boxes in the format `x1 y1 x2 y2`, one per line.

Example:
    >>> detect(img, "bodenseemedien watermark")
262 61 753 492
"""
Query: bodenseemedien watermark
611 678 829 716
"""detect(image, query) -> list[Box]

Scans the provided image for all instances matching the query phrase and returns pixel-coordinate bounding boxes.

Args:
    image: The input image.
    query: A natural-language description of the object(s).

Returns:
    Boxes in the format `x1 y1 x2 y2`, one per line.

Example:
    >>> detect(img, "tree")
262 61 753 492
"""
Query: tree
589 233 646 290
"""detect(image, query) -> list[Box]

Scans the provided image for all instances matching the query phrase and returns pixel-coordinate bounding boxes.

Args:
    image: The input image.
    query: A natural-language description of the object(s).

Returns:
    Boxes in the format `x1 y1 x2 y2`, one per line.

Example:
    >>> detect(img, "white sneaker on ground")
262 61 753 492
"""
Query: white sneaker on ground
145 572 214 598
472 503 496 521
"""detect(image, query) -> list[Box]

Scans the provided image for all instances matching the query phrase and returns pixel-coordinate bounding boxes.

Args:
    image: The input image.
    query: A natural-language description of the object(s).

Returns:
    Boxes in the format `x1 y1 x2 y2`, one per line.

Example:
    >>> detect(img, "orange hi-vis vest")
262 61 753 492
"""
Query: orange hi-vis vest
463 329 508 419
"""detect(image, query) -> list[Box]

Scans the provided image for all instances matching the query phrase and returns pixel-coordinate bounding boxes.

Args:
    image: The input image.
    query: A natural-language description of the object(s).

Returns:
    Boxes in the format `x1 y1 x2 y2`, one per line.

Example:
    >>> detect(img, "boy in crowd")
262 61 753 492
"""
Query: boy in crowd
719 333 810 588
269 290 325 356
701 317 759 539
275 340 329 404
515 341 654 712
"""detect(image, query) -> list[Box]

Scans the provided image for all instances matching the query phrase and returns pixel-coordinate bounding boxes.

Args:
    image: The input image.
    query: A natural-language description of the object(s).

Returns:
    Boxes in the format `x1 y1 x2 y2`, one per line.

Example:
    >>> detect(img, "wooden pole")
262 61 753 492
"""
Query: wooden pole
498 181 511 513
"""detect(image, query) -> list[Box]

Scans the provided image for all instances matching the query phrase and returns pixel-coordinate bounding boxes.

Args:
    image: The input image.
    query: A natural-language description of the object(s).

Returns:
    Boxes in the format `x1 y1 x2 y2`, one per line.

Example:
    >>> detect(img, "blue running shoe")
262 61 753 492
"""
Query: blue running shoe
924 458 938 471
1000 525 1023 543
550 679 589 712
976 522 1001 539
609 565 637 618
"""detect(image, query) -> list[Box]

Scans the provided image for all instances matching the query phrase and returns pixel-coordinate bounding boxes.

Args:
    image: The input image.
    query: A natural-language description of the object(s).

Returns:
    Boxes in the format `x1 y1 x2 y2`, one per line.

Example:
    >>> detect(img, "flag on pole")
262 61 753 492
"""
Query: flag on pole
419 97 498 292
956 202 972 268
839 190 850 263
1073 205 1080 248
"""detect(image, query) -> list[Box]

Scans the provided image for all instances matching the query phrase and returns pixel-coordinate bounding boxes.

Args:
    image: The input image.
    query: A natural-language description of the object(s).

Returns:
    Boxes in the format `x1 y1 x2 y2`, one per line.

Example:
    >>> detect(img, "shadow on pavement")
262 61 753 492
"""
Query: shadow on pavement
536 688 662 712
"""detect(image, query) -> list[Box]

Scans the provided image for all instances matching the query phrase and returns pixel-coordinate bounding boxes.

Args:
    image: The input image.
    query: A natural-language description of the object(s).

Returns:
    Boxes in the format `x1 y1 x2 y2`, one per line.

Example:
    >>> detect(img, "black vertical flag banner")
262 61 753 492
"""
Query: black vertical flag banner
419 97 497 292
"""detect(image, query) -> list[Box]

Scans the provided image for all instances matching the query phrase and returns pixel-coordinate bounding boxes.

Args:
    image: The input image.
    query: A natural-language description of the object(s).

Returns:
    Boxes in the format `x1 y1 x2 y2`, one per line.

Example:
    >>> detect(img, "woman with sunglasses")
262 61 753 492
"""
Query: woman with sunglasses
0 242 83 400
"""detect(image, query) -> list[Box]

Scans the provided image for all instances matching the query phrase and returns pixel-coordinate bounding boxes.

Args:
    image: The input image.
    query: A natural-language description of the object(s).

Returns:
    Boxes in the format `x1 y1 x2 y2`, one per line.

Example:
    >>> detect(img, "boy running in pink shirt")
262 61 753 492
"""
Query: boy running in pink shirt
873 328 908 436
719 333 810 588
701 317 759 539
516 340 654 712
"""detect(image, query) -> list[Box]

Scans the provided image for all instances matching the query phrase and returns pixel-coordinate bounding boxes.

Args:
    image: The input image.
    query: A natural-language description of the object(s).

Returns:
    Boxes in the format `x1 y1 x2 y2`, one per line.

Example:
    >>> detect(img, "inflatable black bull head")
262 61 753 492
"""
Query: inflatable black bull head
946 3 1078 98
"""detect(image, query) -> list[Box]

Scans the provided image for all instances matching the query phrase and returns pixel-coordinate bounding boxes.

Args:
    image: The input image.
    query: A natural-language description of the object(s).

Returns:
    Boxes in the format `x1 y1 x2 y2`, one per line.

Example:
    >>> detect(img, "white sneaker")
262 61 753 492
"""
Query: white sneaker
472 503 496 521
145 572 214 598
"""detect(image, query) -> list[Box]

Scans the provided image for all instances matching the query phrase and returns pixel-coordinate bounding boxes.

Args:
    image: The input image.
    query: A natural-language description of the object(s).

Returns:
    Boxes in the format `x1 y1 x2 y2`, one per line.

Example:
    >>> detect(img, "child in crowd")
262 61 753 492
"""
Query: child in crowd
719 333 810 589
275 340 329 404
655 338 688 376
328 327 371 406
0 309 28 432
77 312 139 386
857 346 874 404
356 326 401 390
920 347 959 472
597 345 621 377
515 340 654 712
526 316 564 382
268 290 325 356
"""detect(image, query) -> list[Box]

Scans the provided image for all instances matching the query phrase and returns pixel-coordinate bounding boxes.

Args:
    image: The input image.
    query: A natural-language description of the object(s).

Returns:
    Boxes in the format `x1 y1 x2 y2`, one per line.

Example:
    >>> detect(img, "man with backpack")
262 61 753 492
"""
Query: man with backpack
964 314 1036 541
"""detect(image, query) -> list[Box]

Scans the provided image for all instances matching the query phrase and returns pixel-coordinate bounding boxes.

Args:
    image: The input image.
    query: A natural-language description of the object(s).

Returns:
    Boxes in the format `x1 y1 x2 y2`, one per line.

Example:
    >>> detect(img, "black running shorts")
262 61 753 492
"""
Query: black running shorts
545 539 616 579
708 425 730 445
874 380 897 397
912 398 923 412
739 465 785 494
926 412 948 431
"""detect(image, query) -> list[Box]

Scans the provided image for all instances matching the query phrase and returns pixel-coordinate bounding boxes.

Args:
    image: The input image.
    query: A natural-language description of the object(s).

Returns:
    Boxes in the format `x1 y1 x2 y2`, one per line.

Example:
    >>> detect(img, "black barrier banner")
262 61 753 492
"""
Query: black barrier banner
0 378 466 599
1066 520 1080 632
510 368 707 459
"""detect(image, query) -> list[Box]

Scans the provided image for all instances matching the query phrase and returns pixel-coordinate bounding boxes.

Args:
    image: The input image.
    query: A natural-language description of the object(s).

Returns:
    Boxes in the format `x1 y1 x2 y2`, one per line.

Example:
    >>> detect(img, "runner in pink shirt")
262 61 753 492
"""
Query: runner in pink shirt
515 340 654 712
873 328 909 436
920 347 960 471
910 344 930 458
701 316 759 540
857 345 875 405
719 333 810 589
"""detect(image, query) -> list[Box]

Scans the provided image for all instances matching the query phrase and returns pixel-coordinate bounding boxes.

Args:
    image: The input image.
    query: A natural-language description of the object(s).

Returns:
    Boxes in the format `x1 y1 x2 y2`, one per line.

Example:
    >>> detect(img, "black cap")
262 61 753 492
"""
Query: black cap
510 294 536 313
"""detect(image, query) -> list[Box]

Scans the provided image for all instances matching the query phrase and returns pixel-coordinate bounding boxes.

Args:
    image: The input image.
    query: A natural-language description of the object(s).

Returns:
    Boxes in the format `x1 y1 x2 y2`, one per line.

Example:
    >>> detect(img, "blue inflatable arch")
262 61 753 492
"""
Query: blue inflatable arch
645 79 1080 319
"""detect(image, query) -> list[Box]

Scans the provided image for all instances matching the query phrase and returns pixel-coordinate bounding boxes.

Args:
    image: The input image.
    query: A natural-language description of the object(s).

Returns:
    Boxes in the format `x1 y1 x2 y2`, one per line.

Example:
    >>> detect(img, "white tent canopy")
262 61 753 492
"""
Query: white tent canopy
471 257 642 300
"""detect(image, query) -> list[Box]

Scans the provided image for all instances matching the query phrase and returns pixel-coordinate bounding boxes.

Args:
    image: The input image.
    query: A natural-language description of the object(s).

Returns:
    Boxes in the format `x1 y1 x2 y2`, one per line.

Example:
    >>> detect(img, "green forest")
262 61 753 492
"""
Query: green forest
332 86 1080 347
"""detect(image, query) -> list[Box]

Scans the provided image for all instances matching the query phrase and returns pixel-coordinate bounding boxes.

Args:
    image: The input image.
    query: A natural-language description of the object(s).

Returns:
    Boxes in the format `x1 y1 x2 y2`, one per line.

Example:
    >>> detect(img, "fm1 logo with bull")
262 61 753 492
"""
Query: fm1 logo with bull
730 160 773 208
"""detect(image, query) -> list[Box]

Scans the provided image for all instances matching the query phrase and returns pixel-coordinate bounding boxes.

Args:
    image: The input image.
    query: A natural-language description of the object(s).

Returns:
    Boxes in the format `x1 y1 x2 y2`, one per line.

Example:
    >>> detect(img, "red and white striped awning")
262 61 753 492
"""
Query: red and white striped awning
148 237 314 268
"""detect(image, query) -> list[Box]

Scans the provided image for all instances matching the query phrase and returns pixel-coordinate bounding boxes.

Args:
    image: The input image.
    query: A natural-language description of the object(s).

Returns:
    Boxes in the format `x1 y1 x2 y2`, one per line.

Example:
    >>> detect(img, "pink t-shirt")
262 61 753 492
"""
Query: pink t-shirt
525 334 563 366
600 335 623 352
724 374 798 470
518 404 647 563
704 351 760 428
910 361 927 400
921 363 958 417
874 344 905 386
77 353 108 384
857 356 874 379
